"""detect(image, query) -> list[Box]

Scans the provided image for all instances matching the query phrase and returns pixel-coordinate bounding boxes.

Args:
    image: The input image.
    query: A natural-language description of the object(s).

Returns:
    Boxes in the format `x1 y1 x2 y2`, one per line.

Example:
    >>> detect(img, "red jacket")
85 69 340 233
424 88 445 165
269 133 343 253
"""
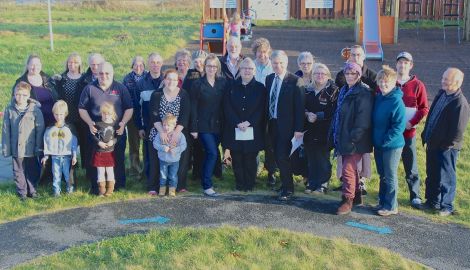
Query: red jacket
397 75 429 139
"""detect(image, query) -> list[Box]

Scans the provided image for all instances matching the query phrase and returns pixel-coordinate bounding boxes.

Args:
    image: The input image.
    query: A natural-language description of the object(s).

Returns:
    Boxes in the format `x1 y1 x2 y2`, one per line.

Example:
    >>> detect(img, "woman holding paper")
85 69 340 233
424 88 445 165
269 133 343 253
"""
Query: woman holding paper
222 58 267 191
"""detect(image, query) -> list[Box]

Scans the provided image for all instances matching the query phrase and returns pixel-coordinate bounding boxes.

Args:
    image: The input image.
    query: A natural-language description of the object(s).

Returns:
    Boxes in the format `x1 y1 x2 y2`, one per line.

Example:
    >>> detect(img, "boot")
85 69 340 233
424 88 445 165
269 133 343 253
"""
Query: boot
169 187 176 197
98 181 106 197
353 192 363 206
159 186 166 197
337 196 353 215
104 181 115 197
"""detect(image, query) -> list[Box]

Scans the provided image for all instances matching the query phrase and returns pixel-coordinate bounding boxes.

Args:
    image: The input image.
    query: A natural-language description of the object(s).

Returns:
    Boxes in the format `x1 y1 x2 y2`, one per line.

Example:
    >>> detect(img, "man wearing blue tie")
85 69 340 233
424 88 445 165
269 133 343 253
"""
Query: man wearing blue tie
265 50 305 201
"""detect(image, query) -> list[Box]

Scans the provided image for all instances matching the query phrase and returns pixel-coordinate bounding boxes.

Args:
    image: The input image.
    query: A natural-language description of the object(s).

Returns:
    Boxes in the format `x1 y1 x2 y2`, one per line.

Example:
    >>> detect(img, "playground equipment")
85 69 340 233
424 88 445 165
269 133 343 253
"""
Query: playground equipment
240 8 257 41
199 0 227 55
354 0 399 61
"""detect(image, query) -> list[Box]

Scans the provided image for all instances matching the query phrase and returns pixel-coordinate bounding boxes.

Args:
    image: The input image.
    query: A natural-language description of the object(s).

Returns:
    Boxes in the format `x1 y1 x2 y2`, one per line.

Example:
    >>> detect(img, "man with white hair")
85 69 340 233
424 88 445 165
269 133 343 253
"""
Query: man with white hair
79 62 133 194
219 36 245 82
421 67 469 216
265 50 305 201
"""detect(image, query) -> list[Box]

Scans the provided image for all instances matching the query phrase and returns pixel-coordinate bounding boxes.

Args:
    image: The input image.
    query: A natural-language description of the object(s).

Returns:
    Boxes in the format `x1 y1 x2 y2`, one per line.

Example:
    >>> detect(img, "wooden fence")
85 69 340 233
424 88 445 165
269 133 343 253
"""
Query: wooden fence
204 0 464 20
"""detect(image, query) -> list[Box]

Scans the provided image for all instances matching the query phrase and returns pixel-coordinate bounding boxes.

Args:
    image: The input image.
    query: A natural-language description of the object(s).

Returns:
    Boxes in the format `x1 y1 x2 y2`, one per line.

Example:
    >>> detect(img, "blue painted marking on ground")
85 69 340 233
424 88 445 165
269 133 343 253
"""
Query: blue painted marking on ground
346 221 392 235
119 216 170 225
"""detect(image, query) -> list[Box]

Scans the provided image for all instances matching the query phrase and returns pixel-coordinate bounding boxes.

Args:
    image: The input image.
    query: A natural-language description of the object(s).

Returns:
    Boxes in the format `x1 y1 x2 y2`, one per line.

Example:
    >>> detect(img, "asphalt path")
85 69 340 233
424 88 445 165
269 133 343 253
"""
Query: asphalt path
1 194 469 269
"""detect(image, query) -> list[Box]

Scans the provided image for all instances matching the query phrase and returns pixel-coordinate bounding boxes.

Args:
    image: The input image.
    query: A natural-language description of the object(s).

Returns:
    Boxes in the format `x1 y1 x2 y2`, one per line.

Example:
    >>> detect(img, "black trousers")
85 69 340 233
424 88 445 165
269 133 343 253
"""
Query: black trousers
176 132 191 191
232 151 258 191
146 139 160 191
305 143 332 189
263 130 277 175
268 119 294 193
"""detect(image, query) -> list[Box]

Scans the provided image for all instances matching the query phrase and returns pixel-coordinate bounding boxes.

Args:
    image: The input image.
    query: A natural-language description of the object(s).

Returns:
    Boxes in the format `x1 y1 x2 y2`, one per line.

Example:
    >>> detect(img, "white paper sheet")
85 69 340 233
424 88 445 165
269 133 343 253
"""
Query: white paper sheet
235 127 254 141
290 135 304 157
405 107 417 127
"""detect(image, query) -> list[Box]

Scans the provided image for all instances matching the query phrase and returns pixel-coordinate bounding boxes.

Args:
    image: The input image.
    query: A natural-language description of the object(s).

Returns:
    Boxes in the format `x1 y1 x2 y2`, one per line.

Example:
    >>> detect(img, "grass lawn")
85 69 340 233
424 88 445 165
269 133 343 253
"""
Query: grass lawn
15 226 427 270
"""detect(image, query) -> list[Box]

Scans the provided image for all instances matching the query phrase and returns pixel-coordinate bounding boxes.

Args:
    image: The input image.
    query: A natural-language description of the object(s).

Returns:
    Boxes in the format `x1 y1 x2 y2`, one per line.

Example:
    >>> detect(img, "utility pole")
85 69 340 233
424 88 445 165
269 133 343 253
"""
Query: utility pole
47 0 54 51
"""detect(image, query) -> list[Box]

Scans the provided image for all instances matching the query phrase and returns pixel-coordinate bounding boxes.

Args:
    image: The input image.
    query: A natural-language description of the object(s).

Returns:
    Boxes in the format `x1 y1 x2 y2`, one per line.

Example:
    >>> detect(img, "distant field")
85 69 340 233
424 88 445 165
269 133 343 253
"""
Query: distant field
0 1 200 111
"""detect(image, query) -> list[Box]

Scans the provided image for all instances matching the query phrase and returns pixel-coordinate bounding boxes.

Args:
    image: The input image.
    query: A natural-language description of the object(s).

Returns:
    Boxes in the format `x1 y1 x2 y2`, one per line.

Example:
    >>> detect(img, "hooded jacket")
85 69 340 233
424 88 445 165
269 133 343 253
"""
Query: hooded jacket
2 99 45 158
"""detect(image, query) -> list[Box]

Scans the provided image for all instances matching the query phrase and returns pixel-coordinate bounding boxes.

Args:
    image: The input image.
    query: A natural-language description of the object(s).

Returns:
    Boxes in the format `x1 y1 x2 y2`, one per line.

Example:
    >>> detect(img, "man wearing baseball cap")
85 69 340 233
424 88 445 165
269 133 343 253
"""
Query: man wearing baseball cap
396 51 429 209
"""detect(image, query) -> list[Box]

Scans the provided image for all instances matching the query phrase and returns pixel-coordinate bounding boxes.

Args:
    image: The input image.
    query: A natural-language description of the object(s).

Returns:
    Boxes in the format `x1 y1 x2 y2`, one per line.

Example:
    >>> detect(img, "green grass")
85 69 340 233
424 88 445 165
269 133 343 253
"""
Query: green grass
0 2 201 111
15 226 428 270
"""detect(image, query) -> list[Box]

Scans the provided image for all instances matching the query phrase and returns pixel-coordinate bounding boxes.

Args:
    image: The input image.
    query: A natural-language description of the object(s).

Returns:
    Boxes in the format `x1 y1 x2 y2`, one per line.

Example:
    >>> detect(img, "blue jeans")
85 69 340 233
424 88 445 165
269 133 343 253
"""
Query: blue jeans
52 155 72 194
159 160 179 188
199 133 220 190
425 148 459 212
375 147 403 211
401 137 421 201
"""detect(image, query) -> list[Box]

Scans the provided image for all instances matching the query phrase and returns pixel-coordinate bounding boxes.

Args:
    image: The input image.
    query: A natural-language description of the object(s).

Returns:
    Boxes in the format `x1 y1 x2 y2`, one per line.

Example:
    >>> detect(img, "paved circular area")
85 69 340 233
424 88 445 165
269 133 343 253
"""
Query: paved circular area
1 195 469 269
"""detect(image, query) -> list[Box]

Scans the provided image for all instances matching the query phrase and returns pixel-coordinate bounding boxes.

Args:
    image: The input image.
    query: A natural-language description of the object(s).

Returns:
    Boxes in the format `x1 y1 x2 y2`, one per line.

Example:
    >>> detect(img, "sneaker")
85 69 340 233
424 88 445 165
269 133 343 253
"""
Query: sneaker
377 209 398 216
439 210 453 217
304 188 313 194
148 190 157 196
372 204 383 211
313 187 326 194
203 188 218 197
29 193 39 199
411 198 422 209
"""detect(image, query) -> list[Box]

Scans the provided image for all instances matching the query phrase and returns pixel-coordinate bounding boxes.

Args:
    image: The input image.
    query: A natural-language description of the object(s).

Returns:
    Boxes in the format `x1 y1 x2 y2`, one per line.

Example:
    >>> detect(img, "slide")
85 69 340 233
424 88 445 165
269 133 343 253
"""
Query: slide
362 0 384 60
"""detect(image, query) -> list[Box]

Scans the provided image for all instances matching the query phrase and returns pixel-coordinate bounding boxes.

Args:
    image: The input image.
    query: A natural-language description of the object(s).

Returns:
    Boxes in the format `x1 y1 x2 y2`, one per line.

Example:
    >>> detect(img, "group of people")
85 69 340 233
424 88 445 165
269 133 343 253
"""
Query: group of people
2 36 469 217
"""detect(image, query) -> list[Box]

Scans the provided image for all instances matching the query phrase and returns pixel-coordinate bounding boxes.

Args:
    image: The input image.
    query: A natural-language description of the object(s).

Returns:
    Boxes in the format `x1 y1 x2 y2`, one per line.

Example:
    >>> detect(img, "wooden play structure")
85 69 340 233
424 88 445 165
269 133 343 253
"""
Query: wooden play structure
199 0 227 55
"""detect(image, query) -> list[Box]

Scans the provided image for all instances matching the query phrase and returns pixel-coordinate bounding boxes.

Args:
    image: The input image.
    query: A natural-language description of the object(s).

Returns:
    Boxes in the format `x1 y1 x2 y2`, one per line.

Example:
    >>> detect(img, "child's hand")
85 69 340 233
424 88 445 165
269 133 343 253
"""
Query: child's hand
98 142 107 149
164 146 170 152
107 140 114 147
41 157 48 166
72 157 77 166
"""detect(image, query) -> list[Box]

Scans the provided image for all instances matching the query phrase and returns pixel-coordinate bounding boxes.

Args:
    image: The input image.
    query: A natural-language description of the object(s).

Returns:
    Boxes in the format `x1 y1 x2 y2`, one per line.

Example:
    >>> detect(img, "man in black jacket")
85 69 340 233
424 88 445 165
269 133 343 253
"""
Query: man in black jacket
421 67 469 216
219 37 245 83
266 50 305 200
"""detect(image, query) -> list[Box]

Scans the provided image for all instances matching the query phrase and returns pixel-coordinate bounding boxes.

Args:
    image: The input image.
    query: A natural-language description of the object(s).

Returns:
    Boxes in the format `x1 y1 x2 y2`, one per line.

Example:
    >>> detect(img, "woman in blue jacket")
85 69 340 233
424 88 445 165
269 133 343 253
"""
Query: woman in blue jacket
373 65 406 216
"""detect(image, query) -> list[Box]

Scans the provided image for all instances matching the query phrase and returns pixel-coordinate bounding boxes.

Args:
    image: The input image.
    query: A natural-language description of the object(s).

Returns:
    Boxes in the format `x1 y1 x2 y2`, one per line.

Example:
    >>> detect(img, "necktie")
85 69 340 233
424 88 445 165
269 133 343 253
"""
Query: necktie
269 76 280 119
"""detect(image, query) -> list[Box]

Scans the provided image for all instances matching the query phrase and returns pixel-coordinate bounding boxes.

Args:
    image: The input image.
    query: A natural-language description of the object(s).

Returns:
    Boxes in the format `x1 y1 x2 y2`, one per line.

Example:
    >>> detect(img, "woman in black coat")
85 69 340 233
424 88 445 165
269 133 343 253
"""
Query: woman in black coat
303 63 338 194
190 54 227 196
222 58 267 191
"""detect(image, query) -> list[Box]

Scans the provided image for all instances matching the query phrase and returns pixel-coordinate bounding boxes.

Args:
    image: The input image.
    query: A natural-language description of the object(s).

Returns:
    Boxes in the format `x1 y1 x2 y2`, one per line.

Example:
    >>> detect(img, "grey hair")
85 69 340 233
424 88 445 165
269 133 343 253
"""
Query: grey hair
239 57 256 72
271 50 288 64
174 49 192 65
87 53 105 65
131 55 145 69
148 52 163 62
297 51 315 66
312 63 331 79
227 36 242 48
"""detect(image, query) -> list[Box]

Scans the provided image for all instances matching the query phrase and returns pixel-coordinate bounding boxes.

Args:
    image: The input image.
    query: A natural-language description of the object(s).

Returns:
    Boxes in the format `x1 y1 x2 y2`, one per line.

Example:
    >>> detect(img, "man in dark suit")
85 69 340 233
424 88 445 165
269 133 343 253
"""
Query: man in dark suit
265 50 305 200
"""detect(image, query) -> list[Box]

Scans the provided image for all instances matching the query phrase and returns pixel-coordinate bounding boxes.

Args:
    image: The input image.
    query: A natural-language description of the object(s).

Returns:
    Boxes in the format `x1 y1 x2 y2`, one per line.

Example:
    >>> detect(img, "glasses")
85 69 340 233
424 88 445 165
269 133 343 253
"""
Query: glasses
206 65 218 69
166 79 179 82
240 67 254 71
344 72 358 76
300 62 313 66
314 72 327 76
